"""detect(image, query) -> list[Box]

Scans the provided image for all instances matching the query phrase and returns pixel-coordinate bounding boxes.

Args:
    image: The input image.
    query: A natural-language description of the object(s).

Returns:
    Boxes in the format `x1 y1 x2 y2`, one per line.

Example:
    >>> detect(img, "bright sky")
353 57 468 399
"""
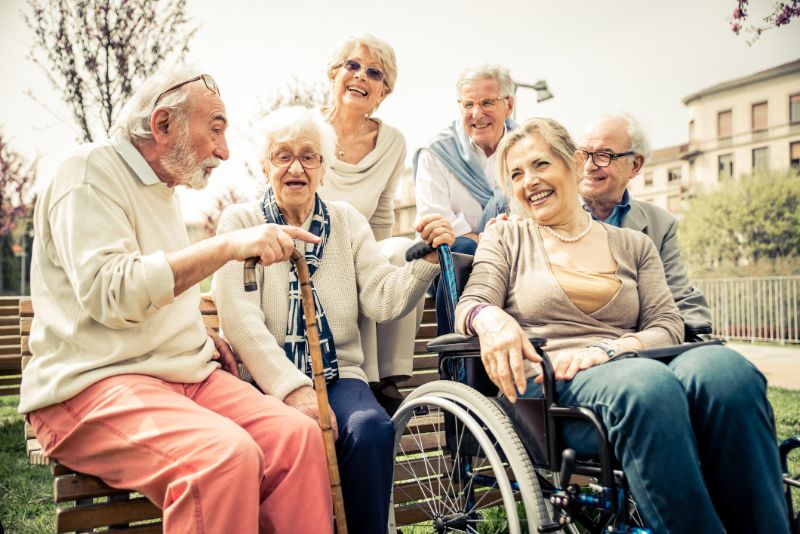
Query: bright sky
1 0 798 222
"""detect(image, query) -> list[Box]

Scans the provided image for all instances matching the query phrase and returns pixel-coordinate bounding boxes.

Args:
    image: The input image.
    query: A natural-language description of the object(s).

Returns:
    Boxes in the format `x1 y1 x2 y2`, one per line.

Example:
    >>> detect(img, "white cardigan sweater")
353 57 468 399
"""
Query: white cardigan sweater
214 200 438 400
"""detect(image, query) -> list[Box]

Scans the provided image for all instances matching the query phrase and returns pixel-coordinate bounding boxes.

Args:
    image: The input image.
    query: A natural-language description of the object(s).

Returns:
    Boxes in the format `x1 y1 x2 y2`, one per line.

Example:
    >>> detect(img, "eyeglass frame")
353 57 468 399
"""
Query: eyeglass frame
577 149 637 168
269 151 324 170
152 74 220 111
457 96 511 112
341 59 386 83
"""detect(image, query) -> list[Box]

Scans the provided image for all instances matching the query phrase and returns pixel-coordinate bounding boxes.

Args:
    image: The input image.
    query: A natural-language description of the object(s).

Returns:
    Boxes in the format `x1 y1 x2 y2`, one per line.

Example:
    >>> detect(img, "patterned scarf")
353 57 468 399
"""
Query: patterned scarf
261 187 339 383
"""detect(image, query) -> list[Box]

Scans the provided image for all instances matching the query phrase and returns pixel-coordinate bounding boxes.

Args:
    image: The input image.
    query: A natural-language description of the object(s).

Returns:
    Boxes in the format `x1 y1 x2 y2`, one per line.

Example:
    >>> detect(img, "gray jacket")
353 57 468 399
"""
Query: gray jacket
622 198 712 333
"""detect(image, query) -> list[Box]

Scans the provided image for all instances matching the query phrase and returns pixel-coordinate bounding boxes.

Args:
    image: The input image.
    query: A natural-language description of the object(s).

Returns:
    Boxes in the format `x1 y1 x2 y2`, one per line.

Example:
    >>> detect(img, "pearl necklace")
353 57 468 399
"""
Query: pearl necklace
538 212 593 243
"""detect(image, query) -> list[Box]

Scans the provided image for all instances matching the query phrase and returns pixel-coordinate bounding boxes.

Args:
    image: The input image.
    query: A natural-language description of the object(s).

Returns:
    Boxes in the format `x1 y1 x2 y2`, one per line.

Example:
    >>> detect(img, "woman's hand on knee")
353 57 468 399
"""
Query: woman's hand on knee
473 307 540 402
284 386 339 440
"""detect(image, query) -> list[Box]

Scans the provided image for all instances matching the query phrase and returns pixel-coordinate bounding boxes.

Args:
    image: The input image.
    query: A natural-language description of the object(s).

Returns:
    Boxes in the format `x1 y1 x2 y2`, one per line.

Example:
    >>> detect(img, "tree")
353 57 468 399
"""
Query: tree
679 169 800 275
730 0 800 43
200 186 248 238
256 76 328 117
24 0 197 142
0 132 37 238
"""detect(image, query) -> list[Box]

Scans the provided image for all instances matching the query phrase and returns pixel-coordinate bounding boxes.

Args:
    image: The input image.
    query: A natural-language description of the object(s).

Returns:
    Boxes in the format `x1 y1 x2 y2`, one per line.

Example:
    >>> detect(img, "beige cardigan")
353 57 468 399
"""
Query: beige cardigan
455 220 684 362
214 200 438 400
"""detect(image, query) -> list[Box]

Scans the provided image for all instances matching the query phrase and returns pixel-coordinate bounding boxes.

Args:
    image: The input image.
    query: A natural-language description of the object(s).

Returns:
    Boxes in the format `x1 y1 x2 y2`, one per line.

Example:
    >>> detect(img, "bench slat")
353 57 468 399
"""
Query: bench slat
55 474 131 502
56 497 161 533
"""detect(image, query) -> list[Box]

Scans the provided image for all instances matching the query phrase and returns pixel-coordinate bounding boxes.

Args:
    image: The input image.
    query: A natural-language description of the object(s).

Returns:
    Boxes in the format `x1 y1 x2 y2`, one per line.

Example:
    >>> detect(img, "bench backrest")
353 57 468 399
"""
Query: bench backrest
20 295 442 531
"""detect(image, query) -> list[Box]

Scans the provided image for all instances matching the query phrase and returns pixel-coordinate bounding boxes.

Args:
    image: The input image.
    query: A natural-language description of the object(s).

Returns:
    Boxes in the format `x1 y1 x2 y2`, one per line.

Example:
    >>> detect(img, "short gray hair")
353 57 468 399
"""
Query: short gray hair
327 33 398 104
584 113 652 161
111 66 201 143
456 64 515 97
256 106 337 173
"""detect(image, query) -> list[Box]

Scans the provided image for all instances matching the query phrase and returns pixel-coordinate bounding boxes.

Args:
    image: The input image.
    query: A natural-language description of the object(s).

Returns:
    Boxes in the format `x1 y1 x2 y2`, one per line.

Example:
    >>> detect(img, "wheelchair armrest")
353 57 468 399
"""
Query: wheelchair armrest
685 323 713 342
613 338 724 362
426 333 546 353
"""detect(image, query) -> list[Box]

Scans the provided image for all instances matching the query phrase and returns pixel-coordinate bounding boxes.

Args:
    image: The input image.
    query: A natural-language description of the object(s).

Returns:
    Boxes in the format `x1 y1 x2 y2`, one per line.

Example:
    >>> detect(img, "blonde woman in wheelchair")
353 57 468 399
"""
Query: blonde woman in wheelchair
456 117 789 533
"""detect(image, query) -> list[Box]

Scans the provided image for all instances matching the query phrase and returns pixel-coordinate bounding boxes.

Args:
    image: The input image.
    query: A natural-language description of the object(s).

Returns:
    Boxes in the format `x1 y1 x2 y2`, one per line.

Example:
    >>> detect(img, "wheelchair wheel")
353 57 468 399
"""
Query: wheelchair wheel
391 380 552 533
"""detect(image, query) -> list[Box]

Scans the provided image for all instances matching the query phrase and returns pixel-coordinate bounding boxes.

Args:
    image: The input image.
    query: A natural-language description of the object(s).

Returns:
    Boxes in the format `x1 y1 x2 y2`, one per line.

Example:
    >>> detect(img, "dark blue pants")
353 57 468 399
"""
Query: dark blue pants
327 378 395 534
434 236 478 335
524 346 788 534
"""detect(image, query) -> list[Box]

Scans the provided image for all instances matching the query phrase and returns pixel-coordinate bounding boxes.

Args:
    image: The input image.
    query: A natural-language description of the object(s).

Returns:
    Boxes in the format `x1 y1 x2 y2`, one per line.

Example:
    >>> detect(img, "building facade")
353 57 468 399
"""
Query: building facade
637 59 800 212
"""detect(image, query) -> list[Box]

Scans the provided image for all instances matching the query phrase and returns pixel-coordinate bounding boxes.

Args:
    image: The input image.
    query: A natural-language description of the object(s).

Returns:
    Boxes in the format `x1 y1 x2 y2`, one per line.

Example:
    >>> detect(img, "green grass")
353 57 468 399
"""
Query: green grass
0 396 55 534
0 389 798 532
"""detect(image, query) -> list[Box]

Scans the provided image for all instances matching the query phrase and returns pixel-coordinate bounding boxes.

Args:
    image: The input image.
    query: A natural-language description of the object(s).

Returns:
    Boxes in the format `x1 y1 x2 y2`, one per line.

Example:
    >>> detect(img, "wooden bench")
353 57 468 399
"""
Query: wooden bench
21 296 445 532
0 296 23 398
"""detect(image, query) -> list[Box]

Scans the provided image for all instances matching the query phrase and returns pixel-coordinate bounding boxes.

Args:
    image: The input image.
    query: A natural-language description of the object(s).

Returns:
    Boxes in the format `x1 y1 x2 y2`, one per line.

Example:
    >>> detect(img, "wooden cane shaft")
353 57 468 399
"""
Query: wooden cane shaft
291 250 348 534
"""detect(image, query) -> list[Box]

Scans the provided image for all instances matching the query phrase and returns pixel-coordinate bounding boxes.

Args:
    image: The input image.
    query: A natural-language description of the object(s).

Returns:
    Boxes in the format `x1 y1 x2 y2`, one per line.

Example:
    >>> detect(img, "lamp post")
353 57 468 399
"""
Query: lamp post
513 80 554 119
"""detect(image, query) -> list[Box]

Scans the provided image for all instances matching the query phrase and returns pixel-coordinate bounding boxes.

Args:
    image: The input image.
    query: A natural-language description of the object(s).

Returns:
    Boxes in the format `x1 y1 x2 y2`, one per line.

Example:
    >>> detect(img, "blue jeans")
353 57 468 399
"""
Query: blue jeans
434 235 478 335
523 345 788 534
327 378 395 534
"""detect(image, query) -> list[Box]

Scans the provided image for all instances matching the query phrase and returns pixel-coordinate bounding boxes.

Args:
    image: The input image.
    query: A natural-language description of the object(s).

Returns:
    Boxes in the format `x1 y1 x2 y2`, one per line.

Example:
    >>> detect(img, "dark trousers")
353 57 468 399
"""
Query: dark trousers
434 236 478 335
328 378 395 534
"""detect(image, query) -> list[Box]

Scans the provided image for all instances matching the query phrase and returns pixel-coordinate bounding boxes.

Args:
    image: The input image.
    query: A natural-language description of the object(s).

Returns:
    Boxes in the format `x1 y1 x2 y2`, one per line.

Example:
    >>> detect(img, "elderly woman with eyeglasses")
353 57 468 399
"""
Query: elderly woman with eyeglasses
318 33 415 415
214 106 454 534
457 117 789 533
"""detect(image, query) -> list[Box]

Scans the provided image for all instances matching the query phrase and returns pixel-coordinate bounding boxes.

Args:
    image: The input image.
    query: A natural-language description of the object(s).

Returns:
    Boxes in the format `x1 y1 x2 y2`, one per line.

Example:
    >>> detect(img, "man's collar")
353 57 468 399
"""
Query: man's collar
111 134 165 186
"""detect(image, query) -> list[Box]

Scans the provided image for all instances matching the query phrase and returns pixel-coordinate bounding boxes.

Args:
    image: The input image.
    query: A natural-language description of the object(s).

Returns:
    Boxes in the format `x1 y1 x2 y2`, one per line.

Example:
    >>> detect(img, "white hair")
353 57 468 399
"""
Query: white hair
584 112 652 161
327 33 398 95
110 65 201 143
456 64 515 97
256 106 337 173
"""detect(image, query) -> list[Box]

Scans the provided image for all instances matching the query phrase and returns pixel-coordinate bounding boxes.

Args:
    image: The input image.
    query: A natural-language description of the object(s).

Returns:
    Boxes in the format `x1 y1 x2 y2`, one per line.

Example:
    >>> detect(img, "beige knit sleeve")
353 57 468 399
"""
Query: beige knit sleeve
454 223 512 334
624 233 685 348
213 205 313 400
369 135 406 241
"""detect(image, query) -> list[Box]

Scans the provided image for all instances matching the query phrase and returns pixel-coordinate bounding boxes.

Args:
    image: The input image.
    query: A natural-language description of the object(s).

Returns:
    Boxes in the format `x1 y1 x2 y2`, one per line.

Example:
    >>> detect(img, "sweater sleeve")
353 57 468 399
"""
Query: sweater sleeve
624 234 685 348
48 181 174 329
369 134 406 241
213 206 312 400
454 223 511 334
346 206 439 321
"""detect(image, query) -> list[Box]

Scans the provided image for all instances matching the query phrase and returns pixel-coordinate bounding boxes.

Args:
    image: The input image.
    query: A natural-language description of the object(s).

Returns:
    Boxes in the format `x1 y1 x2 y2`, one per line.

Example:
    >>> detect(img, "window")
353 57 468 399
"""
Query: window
717 110 732 145
791 141 800 171
688 119 695 142
752 147 769 172
718 153 734 180
644 172 653 186
791 94 800 124
751 102 768 140
667 168 682 183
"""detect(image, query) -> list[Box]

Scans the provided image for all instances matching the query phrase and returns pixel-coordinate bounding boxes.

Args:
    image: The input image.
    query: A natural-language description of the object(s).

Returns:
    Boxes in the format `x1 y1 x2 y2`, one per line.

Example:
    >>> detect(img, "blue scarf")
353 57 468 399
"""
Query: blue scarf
412 118 517 232
261 187 339 383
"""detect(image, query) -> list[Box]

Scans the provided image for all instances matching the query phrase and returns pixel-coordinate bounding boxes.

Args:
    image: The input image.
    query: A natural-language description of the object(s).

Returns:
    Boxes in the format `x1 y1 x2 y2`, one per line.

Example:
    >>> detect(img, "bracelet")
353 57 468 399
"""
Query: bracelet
586 340 620 359
465 304 491 335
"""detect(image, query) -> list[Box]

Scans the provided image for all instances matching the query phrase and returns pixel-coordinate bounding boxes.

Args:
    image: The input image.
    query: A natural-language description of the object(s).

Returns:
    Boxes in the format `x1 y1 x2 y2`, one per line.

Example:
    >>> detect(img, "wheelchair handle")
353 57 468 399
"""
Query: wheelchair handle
405 241 436 262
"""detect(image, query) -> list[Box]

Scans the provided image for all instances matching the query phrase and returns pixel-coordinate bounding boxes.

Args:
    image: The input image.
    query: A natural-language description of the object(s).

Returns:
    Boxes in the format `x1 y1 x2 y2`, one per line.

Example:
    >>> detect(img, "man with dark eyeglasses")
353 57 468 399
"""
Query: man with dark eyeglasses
413 64 517 335
19 67 334 533
579 113 711 335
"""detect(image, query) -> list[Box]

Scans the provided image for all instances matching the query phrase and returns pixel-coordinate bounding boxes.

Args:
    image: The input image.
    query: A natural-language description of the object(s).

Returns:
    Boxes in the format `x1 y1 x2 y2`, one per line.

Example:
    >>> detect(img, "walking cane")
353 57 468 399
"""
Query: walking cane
244 255 348 533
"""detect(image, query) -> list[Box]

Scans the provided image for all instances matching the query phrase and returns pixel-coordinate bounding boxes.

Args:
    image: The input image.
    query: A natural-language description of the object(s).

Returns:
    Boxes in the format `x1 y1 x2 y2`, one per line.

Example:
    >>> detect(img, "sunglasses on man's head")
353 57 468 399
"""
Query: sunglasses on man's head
342 59 385 83
153 74 220 110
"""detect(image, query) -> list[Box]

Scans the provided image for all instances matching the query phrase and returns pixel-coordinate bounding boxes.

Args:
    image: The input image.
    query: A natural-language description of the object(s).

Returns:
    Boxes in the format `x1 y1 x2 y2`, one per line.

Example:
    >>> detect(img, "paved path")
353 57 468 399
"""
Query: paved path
728 342 800 391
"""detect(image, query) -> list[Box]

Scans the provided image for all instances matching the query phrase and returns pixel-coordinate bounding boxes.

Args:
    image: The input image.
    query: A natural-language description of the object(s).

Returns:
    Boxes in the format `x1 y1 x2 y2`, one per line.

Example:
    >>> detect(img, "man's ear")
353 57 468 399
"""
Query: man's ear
631 154 645 176
505 96 515 119
151 109 172 145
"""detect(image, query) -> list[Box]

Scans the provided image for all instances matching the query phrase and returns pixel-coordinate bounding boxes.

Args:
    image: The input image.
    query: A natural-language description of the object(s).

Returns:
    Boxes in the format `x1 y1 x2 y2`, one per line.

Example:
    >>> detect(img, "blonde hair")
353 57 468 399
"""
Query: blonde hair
326 33 398 114
496 118 580 205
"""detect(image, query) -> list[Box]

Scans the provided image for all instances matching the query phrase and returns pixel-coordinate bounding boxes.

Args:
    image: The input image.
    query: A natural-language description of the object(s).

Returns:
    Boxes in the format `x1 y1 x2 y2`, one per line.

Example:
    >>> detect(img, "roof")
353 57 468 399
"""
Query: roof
683 58 800 105
646 143 689 165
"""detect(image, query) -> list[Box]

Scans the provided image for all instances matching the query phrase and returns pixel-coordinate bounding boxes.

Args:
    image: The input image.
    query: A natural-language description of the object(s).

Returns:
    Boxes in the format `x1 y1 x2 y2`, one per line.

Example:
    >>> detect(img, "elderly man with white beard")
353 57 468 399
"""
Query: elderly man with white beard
18 67 334 534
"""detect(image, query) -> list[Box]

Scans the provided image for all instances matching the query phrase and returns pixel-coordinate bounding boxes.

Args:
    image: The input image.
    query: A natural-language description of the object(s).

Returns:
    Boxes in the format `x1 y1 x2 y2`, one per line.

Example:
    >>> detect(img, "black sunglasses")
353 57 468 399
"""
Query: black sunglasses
342 59 385 82
153 74 220 110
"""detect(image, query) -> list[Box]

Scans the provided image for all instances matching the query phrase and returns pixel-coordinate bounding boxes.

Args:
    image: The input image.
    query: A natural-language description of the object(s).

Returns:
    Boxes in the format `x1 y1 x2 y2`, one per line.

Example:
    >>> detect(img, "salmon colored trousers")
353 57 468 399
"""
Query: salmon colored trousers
28 370 333 534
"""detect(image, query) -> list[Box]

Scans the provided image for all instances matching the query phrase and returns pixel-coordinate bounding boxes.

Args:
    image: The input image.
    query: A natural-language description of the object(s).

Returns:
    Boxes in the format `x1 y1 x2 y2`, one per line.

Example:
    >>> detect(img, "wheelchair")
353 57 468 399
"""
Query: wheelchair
390 246 800 534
